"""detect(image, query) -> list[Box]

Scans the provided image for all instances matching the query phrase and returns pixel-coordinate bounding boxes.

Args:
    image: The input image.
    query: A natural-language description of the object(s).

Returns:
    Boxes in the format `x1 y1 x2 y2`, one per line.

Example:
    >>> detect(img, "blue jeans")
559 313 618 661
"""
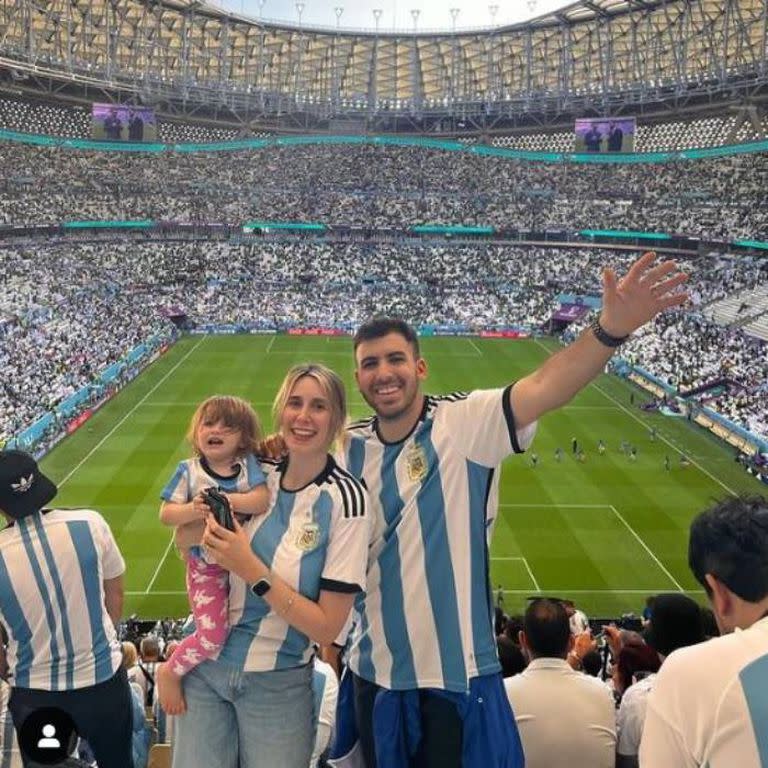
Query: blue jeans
172 659 314 768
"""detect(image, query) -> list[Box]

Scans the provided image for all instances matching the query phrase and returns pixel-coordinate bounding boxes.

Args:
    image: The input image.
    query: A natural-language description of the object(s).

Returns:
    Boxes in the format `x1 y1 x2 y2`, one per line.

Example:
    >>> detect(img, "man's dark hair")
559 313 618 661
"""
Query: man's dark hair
497 635 528 678
689 495 768 602
353 317 420 358
523 599 571 658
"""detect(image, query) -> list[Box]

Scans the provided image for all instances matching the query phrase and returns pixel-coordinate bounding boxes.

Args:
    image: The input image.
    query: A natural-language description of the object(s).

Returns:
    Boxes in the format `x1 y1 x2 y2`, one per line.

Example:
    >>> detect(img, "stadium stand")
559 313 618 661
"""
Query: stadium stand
0 236 765 445
1 141 768 240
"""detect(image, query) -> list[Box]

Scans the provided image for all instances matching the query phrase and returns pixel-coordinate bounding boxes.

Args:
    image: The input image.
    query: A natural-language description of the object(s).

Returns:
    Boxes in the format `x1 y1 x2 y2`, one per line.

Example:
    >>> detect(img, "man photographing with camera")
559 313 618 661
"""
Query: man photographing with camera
0 450 133 768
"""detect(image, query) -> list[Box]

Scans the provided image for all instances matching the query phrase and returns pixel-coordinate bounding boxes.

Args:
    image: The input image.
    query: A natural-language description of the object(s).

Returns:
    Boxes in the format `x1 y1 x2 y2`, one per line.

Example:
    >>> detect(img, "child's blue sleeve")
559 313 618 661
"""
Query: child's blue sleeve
160 461 191 503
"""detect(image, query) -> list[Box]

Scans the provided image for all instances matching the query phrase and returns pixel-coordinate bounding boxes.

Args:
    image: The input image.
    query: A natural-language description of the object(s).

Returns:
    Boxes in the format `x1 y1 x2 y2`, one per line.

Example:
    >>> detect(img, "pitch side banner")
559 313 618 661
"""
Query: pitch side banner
479 330 530 339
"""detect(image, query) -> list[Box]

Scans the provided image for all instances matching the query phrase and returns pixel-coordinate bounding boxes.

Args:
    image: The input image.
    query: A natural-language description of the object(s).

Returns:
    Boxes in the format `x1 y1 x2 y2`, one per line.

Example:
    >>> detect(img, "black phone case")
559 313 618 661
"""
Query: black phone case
203 487 235 531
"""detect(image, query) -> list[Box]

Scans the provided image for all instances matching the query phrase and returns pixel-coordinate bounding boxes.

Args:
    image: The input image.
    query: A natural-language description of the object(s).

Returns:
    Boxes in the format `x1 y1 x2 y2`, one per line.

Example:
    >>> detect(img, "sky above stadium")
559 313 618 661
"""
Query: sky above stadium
216 0 575 31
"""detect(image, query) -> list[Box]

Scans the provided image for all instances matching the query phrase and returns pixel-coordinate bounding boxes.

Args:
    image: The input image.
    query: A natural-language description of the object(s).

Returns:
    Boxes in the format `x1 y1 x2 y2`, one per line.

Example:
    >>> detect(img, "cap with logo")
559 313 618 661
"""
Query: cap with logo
0 450 57 520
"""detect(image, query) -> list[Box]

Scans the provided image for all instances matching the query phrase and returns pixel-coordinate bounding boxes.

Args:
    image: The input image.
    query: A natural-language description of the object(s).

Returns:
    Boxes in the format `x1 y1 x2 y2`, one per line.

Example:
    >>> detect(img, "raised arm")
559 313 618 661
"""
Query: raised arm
511 252 687 428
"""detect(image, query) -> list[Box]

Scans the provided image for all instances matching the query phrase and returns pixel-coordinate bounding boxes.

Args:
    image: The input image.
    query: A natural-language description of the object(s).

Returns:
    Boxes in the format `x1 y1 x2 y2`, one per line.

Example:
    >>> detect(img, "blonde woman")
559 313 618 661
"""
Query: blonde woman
173 364 370 768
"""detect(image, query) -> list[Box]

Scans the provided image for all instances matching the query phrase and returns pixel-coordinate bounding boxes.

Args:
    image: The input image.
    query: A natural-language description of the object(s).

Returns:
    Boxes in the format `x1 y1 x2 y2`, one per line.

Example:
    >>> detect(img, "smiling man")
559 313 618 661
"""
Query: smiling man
337 252 687 768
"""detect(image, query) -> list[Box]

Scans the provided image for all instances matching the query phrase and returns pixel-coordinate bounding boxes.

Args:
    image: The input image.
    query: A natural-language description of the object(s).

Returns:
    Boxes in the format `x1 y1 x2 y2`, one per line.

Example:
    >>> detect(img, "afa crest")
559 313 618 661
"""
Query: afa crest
406 443 428 482
295 521 320 552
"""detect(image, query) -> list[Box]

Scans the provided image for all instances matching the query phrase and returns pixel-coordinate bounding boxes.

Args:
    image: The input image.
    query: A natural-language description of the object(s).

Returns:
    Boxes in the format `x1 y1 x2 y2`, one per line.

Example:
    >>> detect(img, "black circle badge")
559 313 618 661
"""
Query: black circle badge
18 706 78 765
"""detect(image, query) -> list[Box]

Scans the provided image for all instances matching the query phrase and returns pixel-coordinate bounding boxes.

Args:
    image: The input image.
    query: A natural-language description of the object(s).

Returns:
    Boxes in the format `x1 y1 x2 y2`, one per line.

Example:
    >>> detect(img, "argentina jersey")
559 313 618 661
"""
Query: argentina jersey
161 454 266 503
0 509 125 691
219 457 370 673
340 387 536 692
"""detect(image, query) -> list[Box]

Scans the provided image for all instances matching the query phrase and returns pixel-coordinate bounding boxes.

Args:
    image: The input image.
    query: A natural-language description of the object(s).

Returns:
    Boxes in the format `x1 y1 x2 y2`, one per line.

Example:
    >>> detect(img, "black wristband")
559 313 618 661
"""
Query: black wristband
590 318 629 348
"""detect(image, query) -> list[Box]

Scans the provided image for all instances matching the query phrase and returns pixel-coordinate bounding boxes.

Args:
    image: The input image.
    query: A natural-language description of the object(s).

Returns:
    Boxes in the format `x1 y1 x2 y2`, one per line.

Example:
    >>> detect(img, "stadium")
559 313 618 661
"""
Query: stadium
0 0 767 765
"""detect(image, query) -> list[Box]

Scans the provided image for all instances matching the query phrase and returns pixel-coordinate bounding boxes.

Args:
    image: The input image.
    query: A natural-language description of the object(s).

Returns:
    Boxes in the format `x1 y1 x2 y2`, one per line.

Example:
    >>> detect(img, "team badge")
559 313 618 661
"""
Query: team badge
406 443 428 482
295 521 320 552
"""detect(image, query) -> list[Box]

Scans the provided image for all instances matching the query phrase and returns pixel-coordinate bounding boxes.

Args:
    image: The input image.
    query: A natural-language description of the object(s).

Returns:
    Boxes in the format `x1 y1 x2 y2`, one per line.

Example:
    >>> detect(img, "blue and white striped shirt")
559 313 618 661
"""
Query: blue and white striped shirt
161 454 267 559
340 387 536 692
0 509 125 691
218 457 370 673
161 454 266 505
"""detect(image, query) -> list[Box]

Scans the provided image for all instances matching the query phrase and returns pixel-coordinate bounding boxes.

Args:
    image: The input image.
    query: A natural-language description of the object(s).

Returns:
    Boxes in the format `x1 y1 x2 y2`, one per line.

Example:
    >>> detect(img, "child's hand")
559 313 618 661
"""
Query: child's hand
192 493 212 521
203 515 262 579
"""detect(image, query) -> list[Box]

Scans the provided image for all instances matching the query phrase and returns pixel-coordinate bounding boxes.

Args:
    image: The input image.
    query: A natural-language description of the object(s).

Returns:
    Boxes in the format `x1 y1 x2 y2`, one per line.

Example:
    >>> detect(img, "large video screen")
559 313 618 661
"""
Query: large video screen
574 117 636 153
91 104 157 142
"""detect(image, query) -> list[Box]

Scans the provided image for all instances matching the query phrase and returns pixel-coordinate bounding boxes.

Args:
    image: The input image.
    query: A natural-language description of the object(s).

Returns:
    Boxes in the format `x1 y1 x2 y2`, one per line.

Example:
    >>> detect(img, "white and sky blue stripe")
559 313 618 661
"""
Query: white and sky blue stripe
160 454 265 504
219 458 369 673
341 387 536 692
0 509 125 691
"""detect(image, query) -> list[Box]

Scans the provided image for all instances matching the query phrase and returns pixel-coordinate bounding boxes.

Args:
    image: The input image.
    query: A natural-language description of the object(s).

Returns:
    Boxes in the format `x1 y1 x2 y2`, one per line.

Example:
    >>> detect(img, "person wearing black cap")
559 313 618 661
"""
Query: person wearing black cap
615 593 706 767
640 495 768 767
0 450 133 768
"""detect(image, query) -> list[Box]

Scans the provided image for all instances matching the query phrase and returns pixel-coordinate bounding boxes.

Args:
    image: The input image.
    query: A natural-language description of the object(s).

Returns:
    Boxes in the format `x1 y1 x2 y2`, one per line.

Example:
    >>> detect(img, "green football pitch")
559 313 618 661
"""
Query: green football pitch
40 333 757 620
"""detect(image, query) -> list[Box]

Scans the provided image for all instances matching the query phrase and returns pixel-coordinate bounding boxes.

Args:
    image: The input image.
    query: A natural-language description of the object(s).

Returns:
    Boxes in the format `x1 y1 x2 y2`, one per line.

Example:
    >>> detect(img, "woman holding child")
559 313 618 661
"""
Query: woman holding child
162 363 369 768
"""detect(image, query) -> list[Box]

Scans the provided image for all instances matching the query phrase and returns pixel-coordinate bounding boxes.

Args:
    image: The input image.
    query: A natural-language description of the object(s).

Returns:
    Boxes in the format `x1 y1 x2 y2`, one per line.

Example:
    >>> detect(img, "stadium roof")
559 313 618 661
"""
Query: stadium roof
1 0 766 130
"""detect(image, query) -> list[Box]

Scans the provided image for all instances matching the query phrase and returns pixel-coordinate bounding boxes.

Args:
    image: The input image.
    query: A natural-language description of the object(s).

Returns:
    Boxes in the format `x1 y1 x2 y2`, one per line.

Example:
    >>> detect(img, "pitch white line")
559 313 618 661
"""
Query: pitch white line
532 337 737 498
468 338 483 356
266 335 277 353
58 336 208 489
522 557 541 591
609 505 685 591
497 501 686 593
491 556 540 591
144 536 176 594
127 590 187 596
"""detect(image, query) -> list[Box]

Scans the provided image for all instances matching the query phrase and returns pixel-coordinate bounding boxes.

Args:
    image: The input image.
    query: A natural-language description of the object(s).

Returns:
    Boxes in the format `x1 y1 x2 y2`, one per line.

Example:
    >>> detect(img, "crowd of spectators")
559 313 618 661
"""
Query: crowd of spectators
1 239 766 444
0 245 174 442
2 141 768 240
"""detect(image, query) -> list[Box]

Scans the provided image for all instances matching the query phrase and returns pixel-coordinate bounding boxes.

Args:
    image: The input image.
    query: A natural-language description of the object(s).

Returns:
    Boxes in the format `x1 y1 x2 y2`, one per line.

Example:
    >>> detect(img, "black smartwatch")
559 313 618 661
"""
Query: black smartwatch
250 577 272 597
590 318 629 348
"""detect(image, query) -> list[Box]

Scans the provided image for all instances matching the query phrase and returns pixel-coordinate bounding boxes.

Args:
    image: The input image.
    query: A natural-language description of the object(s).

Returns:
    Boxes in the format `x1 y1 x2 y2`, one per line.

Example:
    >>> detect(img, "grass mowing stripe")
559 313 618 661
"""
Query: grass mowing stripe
57 335 208 489
532 338 738 498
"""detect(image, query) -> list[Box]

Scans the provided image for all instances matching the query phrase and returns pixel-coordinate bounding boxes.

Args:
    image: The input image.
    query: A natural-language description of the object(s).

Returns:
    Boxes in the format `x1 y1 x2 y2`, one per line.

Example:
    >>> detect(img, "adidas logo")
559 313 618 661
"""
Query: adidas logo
11 473 34 494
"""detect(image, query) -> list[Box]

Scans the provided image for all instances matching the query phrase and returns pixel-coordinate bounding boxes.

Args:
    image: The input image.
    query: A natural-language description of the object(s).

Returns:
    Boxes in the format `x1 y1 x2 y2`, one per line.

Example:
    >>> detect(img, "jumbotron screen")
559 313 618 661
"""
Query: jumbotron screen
91 104 157 142
574 117 636 153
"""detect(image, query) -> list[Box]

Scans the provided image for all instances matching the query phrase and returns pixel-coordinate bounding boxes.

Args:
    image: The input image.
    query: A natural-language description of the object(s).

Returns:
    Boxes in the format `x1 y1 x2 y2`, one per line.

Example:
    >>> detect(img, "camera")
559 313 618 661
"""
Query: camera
202 487 235 531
